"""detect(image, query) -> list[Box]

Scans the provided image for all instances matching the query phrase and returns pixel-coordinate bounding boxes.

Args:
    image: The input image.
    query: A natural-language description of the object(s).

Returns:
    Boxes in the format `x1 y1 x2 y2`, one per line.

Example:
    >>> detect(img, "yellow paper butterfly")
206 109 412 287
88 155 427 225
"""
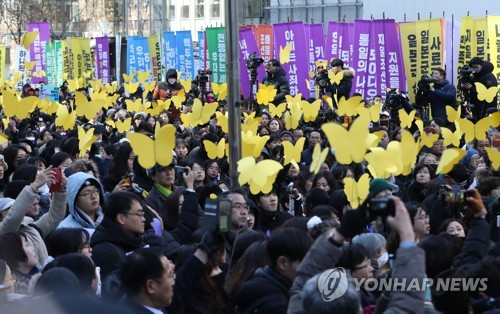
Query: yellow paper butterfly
283 101 302 130
103 82 118 94
475 82 498 103
75 91 105 120
212 82 228 101
309 143 329 174
365 142 403 179
89 79 103 93
55 105 77 130
1 91 38 119
125 82 140 94
399 109 416 129
337 96 363 117
60 73 69 81
458 116 492 143
241 132 269 158
137 70 151 83
415 120 439 148
256 84 278 105
343 173 370 209
399 130 421 175
446 105 461 123
127 124 177 169
204 138 227 159
24 61 36 71
241 116 262 134
237 157 283 195
67 79 81 93
302 99 321 123
179 79 192 93
328 70 344 85
436 148 467 175
115 117 132 133
105 119 116 128
123 72 136 83
21 31 39 50
279 44 292 64
358 103 382 123
322 116 378 165
141 81 156 94
485 148 500 170
147 101 166 117
268 103 287 118
78 126 98 157
216 111 228 133
171 89 186 109
184 99 218 127
491 112 500 127
282 137 305 168
38 98 58 115
322 95 334 109
441 126 462 148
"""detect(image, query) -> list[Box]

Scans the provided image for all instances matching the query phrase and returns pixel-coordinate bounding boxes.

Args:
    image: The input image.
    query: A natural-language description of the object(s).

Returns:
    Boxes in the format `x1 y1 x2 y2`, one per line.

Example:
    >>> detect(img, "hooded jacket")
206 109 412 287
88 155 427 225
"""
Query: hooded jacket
416 78 457 121
325 67 355 105
262 67 291 105
153 68 185 120
57 172 105 235
470 60 498 118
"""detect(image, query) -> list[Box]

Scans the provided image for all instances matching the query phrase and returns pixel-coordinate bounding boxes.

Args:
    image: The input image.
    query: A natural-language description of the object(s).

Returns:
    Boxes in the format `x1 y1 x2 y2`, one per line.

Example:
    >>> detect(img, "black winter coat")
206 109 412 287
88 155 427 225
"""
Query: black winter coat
262 67 290 105
470 60 498 119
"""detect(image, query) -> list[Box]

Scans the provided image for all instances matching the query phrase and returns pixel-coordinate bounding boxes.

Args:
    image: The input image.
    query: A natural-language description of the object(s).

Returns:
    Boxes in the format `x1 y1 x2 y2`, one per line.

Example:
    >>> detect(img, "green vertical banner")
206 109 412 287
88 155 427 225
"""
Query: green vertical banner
54 41 64 86
206 27 226 83
45 42 56 85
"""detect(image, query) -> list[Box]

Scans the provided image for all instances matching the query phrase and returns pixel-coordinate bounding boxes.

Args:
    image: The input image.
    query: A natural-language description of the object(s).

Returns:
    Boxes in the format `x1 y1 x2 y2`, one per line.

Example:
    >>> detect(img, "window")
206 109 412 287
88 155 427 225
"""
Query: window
169 5 175 19
211 0 220 18
181 5 189 18
196 0 204 18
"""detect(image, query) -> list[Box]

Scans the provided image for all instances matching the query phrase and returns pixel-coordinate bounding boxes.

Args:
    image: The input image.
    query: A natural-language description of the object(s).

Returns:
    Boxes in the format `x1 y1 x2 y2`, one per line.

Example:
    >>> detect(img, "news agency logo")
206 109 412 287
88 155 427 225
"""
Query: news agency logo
317 267 488 302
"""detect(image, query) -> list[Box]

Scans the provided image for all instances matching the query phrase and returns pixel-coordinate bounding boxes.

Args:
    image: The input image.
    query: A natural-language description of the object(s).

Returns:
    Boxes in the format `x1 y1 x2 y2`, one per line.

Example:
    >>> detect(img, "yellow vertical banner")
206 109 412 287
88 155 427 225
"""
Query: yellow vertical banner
473 18 488 61
61 40 70 80
147 35 162 82
416 19 430 78
0 46 5 80
458 17 473 72
399 22 418 101
79 38 92 86
428 19 444 69
487 16 500 103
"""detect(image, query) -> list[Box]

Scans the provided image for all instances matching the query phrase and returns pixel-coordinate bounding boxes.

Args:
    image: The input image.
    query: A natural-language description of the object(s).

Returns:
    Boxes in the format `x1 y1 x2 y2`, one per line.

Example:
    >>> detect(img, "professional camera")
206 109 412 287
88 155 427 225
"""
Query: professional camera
369 195 395 219
417 75 437 92
314 66 330 88
198 69 213 76
384 88 408 110
197 69 212 85
246 52 264 70
458 65 474 84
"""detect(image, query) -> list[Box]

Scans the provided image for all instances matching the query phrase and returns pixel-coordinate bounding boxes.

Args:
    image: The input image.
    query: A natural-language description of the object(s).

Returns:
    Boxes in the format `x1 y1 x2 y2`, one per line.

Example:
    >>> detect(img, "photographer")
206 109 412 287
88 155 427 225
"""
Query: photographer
325 58 355 105
415 68 457 123
153 68 185 121
262 59 290 105
462 57 498 119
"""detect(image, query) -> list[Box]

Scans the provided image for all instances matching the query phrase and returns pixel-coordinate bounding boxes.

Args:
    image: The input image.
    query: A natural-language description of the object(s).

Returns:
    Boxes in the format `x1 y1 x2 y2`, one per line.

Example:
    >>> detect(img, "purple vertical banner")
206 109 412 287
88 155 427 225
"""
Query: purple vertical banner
352 20 372 97
28 22 50 84
239 27 266 98
372 20 387 97
95 37 110 84
365 21 378 99
384 20 406 92
304 24 314 98
273 22 309 96
308 24 325 97
338 23 353 67
324 21 339 62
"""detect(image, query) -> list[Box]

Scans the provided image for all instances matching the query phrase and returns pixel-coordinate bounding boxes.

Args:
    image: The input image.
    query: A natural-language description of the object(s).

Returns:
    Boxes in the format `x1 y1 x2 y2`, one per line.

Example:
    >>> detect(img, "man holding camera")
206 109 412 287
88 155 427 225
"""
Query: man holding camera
462 57 498 119
415 68 457 123
262 59 290 105
325 58 355 105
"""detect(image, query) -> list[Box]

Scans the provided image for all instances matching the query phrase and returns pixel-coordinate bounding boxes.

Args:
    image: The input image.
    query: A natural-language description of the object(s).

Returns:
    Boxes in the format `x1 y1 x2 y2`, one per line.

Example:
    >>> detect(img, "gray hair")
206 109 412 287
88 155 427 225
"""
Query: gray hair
351 233 387 258
302 272 361 314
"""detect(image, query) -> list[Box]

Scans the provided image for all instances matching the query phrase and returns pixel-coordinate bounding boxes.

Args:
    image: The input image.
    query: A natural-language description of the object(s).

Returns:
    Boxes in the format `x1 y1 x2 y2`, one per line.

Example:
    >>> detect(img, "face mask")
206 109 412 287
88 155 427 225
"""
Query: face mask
377 252 389 268
168 78 176 84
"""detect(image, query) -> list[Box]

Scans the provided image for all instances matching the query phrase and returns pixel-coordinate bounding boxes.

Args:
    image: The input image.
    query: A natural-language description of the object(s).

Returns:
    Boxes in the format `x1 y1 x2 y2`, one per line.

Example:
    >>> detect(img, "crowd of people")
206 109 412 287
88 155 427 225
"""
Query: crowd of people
0 54 498 314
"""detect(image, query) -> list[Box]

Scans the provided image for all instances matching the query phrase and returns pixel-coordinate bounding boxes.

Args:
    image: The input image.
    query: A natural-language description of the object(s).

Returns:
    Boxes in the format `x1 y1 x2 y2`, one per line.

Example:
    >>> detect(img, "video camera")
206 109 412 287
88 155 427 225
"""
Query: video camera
417 75 437 92
384 88 408 110
197 69 212 86
246 52 265 70
314 66 330 88
458 65 474 84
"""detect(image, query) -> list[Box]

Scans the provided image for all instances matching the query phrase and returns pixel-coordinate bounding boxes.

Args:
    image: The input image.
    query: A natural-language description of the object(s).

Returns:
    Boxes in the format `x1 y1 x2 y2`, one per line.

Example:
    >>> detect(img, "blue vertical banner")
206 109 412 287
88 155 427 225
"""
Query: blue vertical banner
197 31 205 72
163 31 176 74
175 31 195 79
135 36 151 77
126 36 137 77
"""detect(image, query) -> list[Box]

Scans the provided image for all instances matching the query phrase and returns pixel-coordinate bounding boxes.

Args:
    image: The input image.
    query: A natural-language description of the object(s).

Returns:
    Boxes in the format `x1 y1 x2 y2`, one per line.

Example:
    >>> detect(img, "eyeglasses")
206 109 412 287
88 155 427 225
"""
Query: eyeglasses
191 167 204 172
233 203 249 211
126 211 145 217
78 188 100 198
415 215 429 221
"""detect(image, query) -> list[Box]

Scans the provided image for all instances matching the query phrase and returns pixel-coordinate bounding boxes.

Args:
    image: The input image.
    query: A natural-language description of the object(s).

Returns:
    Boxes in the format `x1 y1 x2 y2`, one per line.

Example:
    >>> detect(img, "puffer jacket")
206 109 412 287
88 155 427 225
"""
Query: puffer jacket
262 67 291 105
470 60 498 118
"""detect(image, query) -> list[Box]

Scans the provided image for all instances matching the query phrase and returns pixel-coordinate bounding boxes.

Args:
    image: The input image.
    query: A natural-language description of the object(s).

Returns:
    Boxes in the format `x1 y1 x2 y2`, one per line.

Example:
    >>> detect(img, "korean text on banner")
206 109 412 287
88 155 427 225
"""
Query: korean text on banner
27 22 50 84
428 19 444 70
352 20 372 98
383 19 405 93
373 20 388 97
255 25 273 62
458 16 473 73
239 27 266 98
308 24 326 97
399 22 418 102
339 23 354 67
0 46 5 80
163 32 176 75
80 38 92 86
206 27 227 84
487 16 500 101
67 37 82 80
325 21 339 62
175 31 195 80
54 41 64 86
62 40 70 80
273 22 309 96
416 19 430 78
135 37 151 80
197 31 205 73
14 45 29 91
147 35 162 82
95 37 110 84
45 42 56 85
473 18 488 61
